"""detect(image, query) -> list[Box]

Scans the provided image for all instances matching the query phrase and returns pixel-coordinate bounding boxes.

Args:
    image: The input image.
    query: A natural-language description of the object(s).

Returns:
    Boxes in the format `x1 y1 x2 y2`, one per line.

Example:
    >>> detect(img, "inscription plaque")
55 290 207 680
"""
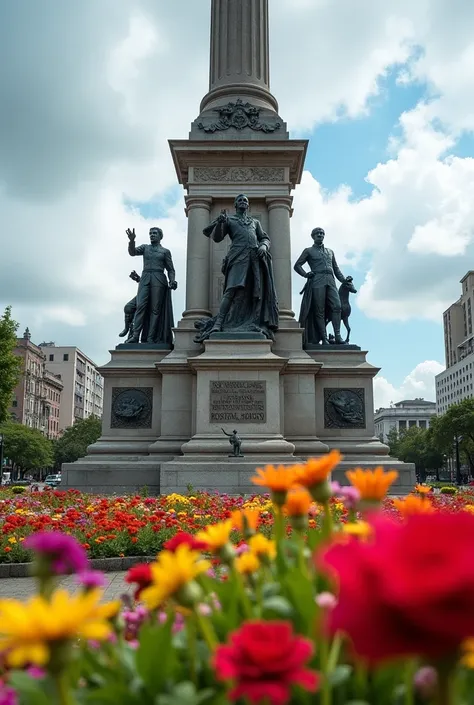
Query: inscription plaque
210 381 266 423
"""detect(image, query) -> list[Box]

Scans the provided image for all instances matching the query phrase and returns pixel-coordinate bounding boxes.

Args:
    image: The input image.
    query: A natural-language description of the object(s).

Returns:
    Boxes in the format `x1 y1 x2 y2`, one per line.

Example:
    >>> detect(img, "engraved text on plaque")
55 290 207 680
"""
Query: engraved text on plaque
210 381 266 423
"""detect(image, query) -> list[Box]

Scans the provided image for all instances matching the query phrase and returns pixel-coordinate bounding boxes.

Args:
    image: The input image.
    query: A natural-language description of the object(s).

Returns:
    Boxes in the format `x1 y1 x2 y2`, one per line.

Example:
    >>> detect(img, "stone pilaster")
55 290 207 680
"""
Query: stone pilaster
266 196 294 320
182 196 212 319
201 0 278 113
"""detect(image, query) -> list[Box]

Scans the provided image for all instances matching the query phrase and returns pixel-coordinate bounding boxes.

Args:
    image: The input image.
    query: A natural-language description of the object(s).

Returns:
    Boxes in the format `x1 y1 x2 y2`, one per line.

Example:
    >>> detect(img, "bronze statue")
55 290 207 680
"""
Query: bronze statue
119 271 141 341
294 227 353 345
333 276 357 343
126 227 177 345
194 194 279 342
222 428 243 457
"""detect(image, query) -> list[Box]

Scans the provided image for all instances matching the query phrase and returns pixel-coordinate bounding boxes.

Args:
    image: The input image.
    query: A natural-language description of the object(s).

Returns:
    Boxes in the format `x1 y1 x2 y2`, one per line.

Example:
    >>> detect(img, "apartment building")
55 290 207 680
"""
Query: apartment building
9 329 64 440
39 344 104 431
436 271 474 414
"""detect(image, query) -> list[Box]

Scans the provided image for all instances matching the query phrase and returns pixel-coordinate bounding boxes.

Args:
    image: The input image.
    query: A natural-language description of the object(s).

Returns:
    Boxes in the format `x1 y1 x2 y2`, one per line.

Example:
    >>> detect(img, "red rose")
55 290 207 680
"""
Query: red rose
125 563 153 599
213 620 319 705
320 512 474 663
163 532 207 553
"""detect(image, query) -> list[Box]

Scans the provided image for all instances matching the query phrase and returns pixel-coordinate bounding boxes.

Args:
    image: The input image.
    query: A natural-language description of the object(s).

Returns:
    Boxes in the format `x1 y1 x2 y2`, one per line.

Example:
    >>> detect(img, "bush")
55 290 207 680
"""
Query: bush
11 486 27 494
440 486 458 495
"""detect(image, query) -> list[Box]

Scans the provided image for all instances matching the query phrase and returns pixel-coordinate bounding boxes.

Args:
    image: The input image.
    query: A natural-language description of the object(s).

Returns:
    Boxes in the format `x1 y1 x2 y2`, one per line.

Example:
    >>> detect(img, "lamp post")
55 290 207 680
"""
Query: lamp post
454 434 463 486
0 433 3 485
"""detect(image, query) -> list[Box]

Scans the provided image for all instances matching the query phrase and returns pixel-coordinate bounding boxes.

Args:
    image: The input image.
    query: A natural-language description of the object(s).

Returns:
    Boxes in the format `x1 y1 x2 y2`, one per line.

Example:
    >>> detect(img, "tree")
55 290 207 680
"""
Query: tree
0 422 54 480
386 428 401 457
430 399 474 476
0 307 22 424
394 426 444 481
54 415 102 468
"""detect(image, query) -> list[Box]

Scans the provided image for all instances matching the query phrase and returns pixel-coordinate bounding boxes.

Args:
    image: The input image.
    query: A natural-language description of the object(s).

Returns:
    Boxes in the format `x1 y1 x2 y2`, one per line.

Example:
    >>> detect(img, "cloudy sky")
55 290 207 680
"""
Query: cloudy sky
2 0 473 409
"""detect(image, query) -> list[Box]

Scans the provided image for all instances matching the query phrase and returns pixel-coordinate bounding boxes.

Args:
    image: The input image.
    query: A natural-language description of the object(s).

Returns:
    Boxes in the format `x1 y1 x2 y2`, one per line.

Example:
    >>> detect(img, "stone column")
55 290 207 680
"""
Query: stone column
266 196 294 320
201 0 278 113
182 197 212 320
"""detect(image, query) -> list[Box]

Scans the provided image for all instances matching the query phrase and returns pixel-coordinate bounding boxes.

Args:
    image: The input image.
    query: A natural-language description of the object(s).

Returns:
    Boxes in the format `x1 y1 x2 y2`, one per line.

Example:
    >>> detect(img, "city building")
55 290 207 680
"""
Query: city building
39 344 104 431
436 271 474 414
374 399 437 440
9 329 64 440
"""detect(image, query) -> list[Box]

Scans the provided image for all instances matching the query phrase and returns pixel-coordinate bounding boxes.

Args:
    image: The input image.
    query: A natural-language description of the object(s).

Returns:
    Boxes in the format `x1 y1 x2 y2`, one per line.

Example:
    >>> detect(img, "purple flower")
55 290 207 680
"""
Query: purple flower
75 570 106 590
24 532 88 574
0 686 17 705
331 482 361 509
26 667 45 680
413 666 438 699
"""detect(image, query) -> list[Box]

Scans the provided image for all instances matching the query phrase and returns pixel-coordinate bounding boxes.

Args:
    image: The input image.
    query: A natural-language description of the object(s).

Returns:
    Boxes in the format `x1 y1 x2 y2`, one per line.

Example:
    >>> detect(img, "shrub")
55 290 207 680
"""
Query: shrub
11 485 26 494
440 486 458 495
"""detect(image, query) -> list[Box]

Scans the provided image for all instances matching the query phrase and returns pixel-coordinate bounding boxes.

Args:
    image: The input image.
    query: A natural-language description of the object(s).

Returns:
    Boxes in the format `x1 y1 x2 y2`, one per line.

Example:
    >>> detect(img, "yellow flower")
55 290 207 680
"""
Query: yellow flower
393 495 435 518
342 521 373 539
283 488 312 517
461 638 474 668
231 508 260 534
0 589 115 668
464 504 474 515
7 537 17 545
248 534 277 560
140 545 210 610
251 465 296 505
293 451 342 488
346 467 398 501
196 520 233 552
235 552 260 575
414 484 432 495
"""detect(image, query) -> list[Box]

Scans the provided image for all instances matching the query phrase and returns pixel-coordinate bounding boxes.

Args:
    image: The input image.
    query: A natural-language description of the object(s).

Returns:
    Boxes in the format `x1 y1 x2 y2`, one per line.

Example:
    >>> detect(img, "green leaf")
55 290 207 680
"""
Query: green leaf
328 664 353 686
9 672 52 705
156 681 215 705
261 582 281 598
262 595 294 619
136 620 178 696
281 567 316 634
83 683 143 705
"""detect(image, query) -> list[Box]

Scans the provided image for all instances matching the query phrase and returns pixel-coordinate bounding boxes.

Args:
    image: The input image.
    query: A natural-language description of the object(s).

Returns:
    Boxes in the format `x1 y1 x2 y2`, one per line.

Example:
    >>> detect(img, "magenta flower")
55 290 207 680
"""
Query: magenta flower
331 482 361 509
25 532 88 574
75 570 106 590
0 686 17 705
26 666 45 679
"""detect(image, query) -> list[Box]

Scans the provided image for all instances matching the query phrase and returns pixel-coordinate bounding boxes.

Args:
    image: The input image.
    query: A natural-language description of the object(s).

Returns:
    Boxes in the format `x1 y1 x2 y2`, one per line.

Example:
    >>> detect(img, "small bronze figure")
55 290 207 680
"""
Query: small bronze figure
222 428 244 457
119 271 141 341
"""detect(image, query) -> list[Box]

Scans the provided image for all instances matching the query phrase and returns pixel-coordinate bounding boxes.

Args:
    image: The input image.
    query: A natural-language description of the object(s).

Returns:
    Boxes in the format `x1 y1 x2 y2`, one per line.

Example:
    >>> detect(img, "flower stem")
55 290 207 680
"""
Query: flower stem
404 661 416 705
54 672 75 705
187 616 198 685
437 668 455 705
321 501 334 540
194 609 218 651
230 564 253 619
319 636 332 705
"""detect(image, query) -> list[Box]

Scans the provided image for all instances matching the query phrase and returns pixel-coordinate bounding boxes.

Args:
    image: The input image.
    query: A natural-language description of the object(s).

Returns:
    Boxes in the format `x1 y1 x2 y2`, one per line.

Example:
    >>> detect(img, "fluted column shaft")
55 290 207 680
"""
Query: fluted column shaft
201 0 278 112
267 196 294 320
183 197 212 318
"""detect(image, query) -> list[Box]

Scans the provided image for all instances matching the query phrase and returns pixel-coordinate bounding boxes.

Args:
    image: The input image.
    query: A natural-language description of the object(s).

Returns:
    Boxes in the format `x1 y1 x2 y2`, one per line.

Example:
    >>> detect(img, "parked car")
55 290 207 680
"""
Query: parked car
44 474 62 488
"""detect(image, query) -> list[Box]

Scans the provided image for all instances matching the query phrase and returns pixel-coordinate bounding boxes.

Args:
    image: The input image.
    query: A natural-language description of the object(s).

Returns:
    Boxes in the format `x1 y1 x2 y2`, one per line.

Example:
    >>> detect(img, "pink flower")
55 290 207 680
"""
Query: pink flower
75 570 106 590
0 686 17 705
414 666 438 699
315 592 337 610
25 531 88 574
331 482 360 509
26 666 46 679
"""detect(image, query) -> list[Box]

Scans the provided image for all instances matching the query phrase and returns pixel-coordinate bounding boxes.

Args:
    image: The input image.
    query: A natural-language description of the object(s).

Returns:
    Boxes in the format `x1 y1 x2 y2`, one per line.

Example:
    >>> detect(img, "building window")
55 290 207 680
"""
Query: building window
12 400 18 408
49 354 54 362
419 420 427 429
399 420 407 430
63 353 69 362
408 420 417 428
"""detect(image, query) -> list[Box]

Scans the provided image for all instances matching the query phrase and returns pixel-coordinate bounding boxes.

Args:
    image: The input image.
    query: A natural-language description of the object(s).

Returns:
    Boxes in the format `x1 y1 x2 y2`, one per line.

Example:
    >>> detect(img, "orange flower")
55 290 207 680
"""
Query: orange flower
251 465 296 505
393 495 435 518
283 488 312 517
293 451 342 488
346 467 398 502
414 484 432 495
231 508 260 534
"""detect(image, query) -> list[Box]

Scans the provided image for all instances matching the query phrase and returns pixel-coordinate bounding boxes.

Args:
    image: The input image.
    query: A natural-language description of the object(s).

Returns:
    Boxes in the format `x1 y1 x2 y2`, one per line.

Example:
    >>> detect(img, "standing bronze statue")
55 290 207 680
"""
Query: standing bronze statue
194 194 279 342
294 227 354 346
222 428 243 457
126 227 177 345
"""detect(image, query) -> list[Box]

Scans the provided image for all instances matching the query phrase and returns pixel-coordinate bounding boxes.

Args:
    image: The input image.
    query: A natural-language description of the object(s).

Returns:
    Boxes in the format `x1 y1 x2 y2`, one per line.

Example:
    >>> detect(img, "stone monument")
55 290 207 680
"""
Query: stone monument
61 0 415 496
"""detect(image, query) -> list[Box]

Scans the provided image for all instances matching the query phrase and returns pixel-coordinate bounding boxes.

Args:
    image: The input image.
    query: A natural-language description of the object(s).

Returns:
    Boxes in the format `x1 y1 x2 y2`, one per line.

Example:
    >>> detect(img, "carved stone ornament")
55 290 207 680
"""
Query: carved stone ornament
111 387 153 429
193 167 285 183
197 99 281 134
324 388 366 429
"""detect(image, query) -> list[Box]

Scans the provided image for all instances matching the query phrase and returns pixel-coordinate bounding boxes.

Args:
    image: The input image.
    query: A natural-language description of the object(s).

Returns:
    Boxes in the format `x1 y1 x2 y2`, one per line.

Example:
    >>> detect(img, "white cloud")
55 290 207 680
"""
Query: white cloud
374 360 445 409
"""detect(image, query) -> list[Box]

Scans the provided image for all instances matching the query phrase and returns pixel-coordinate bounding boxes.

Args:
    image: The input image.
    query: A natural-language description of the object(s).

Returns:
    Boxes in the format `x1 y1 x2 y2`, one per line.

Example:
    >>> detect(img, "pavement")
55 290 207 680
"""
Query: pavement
0 572 131 601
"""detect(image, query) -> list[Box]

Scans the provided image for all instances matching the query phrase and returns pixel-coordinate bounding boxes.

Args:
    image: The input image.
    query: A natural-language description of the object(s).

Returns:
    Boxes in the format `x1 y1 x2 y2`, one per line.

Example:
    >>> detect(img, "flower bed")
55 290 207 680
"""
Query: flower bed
0 480 473 564
2 455 474 704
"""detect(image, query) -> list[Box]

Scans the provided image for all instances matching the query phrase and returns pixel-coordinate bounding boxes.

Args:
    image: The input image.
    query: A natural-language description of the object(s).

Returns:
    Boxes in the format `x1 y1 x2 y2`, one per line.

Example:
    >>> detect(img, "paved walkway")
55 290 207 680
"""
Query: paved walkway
0 572 131 601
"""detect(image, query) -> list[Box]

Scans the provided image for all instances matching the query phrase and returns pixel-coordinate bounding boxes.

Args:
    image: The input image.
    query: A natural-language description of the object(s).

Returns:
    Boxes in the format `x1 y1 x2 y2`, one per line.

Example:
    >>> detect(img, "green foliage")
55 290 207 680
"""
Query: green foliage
440 486 458 495
11 486 27 494
0 307 22 424
53 415 102 468
430 399 474 471
390 426 444 476
0 422 53 473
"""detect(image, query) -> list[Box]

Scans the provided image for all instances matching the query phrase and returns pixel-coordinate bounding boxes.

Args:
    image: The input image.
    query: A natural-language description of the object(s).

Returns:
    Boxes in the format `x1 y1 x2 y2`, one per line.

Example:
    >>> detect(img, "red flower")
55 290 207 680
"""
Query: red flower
125 563 153 599
163 532 207 553
320 512 474 663
213 620 319 705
